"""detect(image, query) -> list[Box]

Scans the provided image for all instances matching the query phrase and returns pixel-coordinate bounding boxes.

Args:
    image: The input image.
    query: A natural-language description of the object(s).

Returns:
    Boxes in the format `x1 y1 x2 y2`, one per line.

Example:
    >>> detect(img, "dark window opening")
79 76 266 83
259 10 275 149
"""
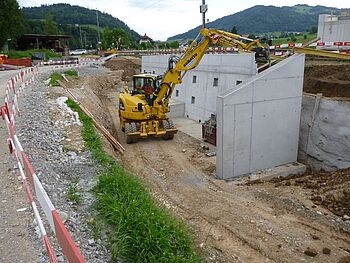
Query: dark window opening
213 78 219 86
175 90 179 97
236 80 242 85
192 75 197 83
191 96 195 104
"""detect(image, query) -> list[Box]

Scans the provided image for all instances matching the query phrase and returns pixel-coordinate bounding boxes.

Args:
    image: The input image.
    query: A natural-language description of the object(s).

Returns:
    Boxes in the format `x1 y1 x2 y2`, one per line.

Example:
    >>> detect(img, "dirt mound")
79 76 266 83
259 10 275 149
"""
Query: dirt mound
273 168 350 217
304 64 350 98
104 57 141 81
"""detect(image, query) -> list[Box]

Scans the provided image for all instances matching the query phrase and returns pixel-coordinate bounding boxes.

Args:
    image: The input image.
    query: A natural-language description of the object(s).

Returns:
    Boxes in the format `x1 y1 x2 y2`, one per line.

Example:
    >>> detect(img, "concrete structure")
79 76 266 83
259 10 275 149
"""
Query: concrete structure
317 14 350 50
142 53 257 122
299 94 350 171
168 100 185 119
216 54 305 179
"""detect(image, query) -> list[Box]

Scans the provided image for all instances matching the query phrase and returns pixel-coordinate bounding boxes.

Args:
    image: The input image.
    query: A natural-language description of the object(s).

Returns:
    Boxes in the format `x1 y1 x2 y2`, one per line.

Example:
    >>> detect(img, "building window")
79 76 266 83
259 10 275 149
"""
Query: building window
192 75 197 83
175 90 179 97
236 80 242 85
153 71 155 74
213 78 219 86
191 96 195 104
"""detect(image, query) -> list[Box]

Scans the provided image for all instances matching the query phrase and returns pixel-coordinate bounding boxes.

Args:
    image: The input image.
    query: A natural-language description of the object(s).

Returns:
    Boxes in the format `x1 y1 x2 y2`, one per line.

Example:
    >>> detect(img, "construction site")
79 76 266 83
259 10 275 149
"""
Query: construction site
1 8 350 263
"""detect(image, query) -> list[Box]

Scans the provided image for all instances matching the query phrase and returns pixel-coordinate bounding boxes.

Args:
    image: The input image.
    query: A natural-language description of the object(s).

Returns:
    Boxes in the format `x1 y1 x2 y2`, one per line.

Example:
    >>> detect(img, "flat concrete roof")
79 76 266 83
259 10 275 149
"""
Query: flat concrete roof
20 34 71 40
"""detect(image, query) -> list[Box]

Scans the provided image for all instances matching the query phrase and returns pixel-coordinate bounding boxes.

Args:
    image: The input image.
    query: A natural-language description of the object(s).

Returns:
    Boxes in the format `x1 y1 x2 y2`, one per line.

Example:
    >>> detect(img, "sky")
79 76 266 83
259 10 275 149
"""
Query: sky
18 0 348 41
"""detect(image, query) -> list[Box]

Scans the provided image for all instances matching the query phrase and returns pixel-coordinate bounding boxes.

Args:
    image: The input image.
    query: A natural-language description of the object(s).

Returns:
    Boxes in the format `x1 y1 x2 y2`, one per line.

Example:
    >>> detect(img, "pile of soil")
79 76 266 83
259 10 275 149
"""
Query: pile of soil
104 57 141 81
304 64 350 98
273 168 350 217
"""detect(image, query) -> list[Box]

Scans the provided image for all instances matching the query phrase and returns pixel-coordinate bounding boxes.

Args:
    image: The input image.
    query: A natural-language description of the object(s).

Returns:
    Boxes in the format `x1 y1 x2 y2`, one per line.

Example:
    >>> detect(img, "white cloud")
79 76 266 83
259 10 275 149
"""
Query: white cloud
18 0 348 40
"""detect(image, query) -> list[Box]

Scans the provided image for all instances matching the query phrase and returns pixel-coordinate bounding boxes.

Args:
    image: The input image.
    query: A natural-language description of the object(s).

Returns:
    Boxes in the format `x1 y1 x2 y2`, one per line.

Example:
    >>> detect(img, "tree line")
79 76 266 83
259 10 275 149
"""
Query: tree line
1 0 179 51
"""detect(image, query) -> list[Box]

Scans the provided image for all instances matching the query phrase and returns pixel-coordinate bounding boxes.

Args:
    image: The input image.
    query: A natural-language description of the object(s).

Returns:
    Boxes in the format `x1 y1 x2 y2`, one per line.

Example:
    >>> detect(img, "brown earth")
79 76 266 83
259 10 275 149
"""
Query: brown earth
304 61 350 98
104 56 141 81
268 169 350 218
60 57 350 262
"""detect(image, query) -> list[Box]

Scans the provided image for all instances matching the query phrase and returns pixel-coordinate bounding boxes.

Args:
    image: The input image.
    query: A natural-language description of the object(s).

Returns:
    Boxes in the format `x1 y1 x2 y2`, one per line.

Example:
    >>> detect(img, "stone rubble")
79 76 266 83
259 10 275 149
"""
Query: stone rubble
16 67 112 262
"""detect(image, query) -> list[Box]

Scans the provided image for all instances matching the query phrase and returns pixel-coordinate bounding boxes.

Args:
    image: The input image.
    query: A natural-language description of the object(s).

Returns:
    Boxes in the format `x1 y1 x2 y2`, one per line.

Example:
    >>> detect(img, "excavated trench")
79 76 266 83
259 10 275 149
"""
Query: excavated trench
64 57 350 262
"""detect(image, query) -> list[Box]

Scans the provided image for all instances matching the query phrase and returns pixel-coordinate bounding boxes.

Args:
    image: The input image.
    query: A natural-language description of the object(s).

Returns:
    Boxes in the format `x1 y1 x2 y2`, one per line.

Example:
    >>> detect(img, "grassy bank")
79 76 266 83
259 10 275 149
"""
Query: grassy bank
66 98 201 262
271 33 317 45
49 70 78 86
5 49 61 60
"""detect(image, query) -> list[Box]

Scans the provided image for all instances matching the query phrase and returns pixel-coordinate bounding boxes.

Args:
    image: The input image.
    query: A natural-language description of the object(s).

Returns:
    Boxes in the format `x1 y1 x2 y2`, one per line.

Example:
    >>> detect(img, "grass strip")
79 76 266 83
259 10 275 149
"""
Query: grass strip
5 49 61 60
66 98 202 263
49 72 63 86
49 70 78 86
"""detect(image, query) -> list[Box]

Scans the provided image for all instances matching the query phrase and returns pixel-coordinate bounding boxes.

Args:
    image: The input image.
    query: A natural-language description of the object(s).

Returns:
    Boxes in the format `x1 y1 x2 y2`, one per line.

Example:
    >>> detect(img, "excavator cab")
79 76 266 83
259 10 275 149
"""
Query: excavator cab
253 47 269 62
131 74 160 94
131 74 162 105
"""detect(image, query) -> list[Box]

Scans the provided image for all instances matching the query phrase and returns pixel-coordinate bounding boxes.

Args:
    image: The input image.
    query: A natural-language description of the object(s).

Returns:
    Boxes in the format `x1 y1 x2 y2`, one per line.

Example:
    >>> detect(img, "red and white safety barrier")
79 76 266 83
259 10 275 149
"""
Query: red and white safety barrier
0 66 86 263
39 58 99 67
269 41 350 50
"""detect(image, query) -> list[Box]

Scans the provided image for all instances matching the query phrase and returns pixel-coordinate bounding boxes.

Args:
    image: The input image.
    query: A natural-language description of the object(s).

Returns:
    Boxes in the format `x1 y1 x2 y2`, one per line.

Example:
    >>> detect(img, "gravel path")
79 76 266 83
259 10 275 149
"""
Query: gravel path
1 65 111 262
0 70 43 262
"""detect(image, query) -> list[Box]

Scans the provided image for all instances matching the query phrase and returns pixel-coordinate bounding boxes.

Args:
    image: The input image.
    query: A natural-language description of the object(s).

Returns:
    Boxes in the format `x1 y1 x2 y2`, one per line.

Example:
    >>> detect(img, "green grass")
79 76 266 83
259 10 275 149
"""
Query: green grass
65 98 202 263
49 70 78 86
64 70 79 77
5 49 61 60
49 72 64 86
272 33 317 45
67 181 81 204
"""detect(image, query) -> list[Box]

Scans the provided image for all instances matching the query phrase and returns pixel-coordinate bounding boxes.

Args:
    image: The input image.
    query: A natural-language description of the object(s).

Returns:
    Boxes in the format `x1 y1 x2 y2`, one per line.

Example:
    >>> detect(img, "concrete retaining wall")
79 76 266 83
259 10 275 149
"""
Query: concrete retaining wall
298 94 350 170
142 54 257 122
216 54 305 179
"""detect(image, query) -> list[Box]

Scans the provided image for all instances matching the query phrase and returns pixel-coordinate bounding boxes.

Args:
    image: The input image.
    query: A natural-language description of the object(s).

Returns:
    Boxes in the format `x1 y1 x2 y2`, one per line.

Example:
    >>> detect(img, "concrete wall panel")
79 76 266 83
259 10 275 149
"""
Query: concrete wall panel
217 54 305 179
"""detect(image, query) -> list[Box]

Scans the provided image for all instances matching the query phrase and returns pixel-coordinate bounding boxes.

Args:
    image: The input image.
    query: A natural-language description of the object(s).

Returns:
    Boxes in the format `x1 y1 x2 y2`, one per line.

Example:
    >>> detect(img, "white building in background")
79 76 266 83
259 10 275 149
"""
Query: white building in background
142 53 257 123
317 13 350 46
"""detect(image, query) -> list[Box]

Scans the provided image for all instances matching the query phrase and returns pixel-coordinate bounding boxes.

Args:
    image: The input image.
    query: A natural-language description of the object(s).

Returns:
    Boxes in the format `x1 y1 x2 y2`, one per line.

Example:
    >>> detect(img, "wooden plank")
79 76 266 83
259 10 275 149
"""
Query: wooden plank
58 80 125 154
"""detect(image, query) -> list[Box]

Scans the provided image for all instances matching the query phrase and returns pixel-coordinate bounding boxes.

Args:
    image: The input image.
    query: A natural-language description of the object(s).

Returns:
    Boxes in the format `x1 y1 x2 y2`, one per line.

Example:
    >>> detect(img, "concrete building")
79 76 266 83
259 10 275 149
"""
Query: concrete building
317 14 350 49
142 53 257 122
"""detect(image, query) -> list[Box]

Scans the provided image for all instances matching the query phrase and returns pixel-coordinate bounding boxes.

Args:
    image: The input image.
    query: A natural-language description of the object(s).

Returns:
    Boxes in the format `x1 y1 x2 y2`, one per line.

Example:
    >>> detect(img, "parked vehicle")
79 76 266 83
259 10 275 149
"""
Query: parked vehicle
69 49 87 55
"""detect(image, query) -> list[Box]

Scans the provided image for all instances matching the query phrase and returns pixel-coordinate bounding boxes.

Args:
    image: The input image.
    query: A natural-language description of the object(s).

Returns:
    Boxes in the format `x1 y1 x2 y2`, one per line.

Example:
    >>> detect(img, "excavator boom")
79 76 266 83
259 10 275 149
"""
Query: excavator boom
118 28 268 143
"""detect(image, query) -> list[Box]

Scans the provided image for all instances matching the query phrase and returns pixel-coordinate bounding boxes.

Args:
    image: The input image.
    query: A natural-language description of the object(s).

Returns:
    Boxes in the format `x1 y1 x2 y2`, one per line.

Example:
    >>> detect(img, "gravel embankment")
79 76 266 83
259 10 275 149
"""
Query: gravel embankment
16 66 111 262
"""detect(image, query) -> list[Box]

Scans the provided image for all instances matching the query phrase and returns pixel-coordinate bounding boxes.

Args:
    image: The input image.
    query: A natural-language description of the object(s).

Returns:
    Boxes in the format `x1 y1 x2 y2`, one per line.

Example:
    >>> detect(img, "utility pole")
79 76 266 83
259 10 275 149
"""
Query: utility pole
82 31 87 48
200 0 208 28
96 9 101 43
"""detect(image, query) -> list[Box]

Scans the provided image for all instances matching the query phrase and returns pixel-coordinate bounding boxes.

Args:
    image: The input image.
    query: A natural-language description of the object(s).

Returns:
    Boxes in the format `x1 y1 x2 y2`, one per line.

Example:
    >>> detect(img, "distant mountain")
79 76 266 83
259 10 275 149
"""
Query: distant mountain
22 4 140 48
168 5 349 41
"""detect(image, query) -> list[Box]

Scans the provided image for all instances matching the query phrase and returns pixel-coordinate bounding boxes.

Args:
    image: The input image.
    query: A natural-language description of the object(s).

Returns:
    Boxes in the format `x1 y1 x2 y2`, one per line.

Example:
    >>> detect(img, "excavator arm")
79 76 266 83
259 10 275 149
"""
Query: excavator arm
153 28 267 115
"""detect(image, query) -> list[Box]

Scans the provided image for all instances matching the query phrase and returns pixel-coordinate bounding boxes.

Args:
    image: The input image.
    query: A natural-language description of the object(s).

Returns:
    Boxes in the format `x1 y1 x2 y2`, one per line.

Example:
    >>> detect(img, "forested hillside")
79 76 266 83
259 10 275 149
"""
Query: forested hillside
23 4 140 49
168 4 349 41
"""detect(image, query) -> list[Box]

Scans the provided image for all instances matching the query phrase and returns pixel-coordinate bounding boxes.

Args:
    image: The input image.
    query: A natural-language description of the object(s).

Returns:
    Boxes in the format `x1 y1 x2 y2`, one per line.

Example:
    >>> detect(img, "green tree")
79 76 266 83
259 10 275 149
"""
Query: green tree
140 42 153 50
44 12 59 35
0 0 24 49
168 41 179 48
102 27 130 50
231 26 238 34
309 26 317 34
112 28 130 50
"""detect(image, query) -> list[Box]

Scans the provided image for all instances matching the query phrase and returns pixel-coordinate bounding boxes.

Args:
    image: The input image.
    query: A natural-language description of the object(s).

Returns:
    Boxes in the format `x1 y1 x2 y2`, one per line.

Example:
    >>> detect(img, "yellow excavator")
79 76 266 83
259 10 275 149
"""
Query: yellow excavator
119 28 268 143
